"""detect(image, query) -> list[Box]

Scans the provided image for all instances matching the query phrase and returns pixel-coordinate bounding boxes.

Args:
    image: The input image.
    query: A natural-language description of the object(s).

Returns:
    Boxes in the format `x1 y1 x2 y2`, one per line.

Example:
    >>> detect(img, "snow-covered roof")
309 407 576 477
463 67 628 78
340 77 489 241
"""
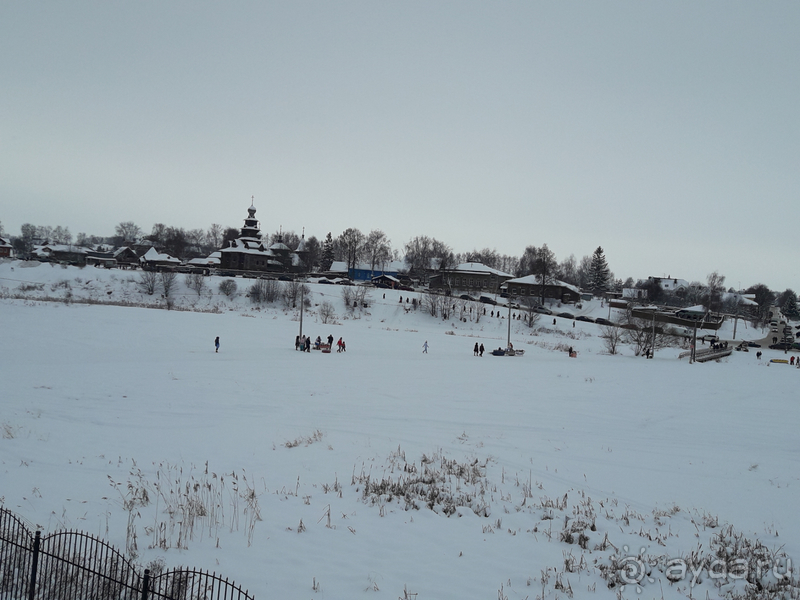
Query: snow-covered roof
269 242 291 252
140 247 180 264
187 256 221 266
219 245 275 256
372 274 400 283
501 274 580 295
113 247 130 257
649 277 691 291
34 244 88 255
722 292 758 307
328 261 407 276
0 237 12 248
451 263 513 278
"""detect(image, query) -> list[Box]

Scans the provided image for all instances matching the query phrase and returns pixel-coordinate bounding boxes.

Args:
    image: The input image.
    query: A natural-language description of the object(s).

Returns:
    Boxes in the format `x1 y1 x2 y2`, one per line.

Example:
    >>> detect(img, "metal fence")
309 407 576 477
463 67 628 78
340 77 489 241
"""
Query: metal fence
0 507 254 600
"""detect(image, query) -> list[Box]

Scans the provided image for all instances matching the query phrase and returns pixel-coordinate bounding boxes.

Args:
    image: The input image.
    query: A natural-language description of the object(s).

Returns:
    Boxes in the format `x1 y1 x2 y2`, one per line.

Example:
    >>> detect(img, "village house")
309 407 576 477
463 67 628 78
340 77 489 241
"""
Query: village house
328 260 408 282
112 247 139 268
500 275 581 304
647 276 692 296
623 287 648 300
139 247 181 270
33 243 88 265
428 263 513 295
0 237 13 258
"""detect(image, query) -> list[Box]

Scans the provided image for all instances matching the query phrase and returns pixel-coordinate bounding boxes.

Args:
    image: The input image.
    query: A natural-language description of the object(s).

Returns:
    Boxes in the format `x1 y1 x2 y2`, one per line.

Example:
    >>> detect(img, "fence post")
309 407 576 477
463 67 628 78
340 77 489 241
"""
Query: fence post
141 568 150 600
28 530 41 600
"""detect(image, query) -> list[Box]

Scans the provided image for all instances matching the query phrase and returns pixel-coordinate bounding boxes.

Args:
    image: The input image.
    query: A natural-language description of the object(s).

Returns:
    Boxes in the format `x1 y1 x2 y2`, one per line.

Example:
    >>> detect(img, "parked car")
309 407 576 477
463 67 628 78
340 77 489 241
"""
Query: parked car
533 306 553 315
479 295 497 305
769 342 793 350
595 318 613 326
701 335 719 343
460 294 476 301
747 341 762 348
576 315 595 323
557 312 575 319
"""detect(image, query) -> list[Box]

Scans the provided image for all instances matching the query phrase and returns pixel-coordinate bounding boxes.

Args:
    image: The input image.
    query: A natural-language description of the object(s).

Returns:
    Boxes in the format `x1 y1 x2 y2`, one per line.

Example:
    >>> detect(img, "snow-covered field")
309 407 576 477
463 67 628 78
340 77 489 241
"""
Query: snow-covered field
1 260 798 599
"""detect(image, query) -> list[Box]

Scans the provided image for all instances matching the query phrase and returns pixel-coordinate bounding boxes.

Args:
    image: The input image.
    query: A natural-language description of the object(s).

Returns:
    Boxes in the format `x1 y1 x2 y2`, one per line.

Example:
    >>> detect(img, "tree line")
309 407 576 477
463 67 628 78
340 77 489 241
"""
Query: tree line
0 218 795 320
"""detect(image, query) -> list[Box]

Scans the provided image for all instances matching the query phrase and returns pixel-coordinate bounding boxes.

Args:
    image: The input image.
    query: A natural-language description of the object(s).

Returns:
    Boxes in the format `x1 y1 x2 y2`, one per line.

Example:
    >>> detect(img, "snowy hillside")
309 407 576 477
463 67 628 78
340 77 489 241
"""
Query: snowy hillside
1 259 798 599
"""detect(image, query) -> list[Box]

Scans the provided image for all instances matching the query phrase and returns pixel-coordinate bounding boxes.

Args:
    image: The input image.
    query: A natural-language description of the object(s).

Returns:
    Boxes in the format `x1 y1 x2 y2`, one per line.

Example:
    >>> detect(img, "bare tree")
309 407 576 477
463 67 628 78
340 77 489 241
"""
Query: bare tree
138 271 159 295
521 297 542 328
185 273 206 296
405 236 434 277
52 226 72 245
576 255 593 289
466 248 500 268
115 222 142 244
148 223 168 246
559 254 579 286
248 279 281 304
341 286 354 308
338 228 365 272
319 301 337 324
353 286 371 307
421 292 445 318
702 271 726 314
160 272 178 298
363 230 392 275
185 229 206 256
519 244 558 304
36 225 54 243
218 279 238 298
282 280 310 308
599 325 624 355
206 223 223 249
622 315 676 356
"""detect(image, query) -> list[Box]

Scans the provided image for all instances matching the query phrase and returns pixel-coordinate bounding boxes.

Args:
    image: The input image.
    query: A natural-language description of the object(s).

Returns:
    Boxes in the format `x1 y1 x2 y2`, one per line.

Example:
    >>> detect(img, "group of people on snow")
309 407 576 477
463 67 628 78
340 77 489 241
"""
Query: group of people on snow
294 333 346 353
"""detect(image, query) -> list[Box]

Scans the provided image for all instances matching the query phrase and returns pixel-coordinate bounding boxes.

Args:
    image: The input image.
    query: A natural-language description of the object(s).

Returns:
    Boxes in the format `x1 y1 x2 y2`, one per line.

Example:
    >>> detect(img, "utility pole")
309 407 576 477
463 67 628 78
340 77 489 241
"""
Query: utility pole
298 284 304 341
507 300 512 350
651 309 656 358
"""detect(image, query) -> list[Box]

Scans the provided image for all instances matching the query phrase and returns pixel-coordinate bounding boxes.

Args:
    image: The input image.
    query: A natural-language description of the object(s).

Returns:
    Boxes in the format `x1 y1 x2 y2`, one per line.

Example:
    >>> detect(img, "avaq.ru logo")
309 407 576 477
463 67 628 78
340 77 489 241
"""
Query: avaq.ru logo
618 546 793 592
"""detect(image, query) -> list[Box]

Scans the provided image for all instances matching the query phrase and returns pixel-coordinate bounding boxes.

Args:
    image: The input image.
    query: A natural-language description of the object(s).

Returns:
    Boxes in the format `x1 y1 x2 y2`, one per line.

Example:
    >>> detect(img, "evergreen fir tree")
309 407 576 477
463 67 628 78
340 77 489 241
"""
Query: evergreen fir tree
782 291 799 320
320 232 335 272
589 246 611 294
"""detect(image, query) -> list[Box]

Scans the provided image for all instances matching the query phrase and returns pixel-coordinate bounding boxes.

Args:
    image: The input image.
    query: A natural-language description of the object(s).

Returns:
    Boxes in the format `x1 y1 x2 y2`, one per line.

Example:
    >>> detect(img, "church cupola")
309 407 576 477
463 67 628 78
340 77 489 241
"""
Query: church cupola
240 196 262 241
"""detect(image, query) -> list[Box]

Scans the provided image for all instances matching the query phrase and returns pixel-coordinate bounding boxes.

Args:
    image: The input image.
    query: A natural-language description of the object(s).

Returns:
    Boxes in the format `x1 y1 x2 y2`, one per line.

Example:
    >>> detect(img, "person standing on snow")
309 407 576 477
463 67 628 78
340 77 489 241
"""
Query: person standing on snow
215 336 220 353
479 343 484 357
422 341 429 353
474 342 479 356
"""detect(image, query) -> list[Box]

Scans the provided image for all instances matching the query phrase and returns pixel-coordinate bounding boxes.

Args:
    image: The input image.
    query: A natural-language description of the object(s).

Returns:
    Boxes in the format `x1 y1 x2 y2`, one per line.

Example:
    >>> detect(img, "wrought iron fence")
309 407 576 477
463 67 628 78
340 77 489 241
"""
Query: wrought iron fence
0 507 254 600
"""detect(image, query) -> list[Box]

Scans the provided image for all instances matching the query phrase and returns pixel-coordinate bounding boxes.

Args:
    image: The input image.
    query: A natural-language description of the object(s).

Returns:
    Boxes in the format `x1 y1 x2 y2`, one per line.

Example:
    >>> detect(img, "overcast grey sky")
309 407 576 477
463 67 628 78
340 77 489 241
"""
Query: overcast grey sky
2 2 798 290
